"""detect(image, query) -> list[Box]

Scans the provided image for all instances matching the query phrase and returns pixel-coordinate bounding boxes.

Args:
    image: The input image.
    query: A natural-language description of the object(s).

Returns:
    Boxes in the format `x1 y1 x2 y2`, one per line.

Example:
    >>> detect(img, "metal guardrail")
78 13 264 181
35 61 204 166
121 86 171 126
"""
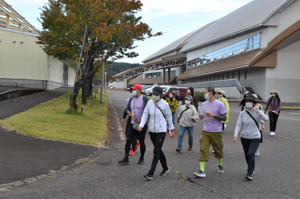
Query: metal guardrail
179 79 247 94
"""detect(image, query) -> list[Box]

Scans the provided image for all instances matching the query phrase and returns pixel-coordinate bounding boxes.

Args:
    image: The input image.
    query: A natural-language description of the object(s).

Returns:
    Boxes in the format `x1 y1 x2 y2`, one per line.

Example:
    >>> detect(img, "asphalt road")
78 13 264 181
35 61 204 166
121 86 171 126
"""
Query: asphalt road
1 90 300 199
0 87 98 185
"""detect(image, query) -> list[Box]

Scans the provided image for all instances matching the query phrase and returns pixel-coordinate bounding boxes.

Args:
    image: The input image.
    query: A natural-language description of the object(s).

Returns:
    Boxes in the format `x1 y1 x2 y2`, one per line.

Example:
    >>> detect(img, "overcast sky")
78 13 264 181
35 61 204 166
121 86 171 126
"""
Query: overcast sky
8 0 252 64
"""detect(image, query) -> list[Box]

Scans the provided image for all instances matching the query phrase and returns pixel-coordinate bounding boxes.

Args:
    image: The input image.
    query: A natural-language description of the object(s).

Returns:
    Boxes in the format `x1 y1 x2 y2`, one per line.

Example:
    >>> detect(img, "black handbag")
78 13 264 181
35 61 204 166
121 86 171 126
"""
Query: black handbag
246 110 263 143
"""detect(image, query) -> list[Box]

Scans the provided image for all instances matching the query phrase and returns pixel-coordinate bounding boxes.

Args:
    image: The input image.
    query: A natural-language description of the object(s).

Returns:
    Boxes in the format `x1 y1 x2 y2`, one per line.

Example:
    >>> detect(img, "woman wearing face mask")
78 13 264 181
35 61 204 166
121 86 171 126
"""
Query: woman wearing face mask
166 91 178 131
138 86 174 180
234 94 269 180
183 87 198 110
265 90 281 137
121 89 139 156
176 95 199 152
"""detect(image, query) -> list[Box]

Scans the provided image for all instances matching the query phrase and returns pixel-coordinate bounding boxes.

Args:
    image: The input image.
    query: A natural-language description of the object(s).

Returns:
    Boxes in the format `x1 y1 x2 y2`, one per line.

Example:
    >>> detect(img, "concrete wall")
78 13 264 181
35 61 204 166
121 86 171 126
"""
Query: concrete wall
0 28 47 80
116 80 127 89
0 28 75 90
264 39 300 103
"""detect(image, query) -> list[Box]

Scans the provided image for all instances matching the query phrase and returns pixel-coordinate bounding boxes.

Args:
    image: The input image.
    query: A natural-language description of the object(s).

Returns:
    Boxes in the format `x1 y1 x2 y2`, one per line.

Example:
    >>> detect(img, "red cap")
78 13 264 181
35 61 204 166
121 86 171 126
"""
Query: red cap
130 84 142 90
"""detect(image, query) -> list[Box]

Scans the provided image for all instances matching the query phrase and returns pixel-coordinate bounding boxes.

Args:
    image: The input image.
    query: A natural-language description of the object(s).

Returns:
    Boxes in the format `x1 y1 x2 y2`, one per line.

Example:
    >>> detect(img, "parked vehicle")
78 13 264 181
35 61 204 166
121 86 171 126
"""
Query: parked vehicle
141 85 151 94
145 85 156 96
162 87 188 100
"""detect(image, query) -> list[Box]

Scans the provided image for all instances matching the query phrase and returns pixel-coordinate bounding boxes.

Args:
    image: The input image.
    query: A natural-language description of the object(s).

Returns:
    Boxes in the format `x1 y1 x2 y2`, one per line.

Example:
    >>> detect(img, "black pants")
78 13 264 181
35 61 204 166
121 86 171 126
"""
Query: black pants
241 138 260 175
148 132 168 175
269 112 279 132
125 125 147 159
125 117 137 150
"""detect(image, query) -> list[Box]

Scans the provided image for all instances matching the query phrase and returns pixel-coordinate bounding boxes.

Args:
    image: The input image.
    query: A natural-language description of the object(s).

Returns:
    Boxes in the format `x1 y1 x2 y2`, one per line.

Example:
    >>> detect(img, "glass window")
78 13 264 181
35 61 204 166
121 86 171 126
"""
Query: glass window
187 33 261 69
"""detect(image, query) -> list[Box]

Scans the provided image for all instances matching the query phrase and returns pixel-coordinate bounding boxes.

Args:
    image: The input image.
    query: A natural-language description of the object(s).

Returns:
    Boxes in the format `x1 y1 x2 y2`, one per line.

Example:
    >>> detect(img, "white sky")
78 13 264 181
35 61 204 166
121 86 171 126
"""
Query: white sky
8 0 253 63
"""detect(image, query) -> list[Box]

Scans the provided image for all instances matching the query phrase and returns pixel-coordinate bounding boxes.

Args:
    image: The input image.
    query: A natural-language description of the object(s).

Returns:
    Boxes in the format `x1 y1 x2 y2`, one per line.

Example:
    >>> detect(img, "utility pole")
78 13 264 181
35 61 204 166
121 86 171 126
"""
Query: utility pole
100 54 105 103
105 72 107 92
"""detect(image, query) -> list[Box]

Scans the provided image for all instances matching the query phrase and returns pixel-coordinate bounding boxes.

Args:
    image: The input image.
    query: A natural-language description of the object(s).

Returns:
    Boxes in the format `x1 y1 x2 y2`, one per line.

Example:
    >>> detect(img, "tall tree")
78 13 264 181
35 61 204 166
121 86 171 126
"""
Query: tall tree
37 0 161 106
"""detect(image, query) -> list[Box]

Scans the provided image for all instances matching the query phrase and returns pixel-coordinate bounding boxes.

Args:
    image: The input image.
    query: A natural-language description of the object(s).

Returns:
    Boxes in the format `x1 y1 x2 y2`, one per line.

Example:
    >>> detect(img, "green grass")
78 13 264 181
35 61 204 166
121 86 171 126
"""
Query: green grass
0 90 109 147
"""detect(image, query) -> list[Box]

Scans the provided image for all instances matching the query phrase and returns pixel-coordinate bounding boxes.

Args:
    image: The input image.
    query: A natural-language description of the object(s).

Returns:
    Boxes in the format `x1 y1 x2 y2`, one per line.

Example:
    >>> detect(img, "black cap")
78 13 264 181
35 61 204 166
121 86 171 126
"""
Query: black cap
240 94 257 106
152 86 163 95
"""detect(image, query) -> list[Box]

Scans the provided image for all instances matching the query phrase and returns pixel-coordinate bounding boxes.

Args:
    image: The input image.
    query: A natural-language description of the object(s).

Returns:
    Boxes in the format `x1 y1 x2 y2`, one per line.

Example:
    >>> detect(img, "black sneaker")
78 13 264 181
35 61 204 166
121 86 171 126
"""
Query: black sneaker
137 158 144 165
144 173 153 180
188 148 192 151
217 165 224 174
175 148 181 153
245 173 253 181
118 158 129 165
160 168 170 176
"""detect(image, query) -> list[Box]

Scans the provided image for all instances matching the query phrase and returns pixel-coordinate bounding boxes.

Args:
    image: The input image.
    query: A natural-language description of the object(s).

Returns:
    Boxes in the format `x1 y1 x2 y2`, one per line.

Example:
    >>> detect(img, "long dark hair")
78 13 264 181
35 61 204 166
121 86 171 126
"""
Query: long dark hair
188 87 195 97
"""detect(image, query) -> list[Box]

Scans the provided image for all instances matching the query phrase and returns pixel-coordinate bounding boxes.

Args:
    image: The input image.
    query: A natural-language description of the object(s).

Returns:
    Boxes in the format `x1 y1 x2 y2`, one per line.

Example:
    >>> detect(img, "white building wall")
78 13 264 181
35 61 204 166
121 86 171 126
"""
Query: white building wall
0 29 47 80
0 28 74 89
264 39 300 103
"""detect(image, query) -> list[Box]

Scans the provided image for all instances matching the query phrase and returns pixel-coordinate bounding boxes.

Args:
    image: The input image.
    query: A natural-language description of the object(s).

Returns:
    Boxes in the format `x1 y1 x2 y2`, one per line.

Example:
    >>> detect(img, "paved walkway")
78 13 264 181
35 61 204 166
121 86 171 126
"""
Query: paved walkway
0 87 97 184
0 90 299 198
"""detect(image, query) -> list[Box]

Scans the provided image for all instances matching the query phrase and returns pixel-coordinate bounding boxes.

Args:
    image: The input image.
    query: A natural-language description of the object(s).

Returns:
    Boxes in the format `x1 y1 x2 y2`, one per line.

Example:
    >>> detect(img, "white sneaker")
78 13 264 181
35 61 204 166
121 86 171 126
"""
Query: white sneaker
255 150 259 156
270 132 275 136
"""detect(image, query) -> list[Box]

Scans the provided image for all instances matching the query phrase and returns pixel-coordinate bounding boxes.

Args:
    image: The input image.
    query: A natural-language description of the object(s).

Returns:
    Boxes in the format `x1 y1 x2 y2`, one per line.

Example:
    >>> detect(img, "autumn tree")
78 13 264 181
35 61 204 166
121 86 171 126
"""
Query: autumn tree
37 0 160 107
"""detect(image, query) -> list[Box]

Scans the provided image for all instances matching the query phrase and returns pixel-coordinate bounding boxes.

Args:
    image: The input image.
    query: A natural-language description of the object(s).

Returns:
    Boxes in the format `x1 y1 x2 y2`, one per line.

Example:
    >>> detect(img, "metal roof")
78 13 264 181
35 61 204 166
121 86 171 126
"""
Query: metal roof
142 22 214 63
180 0 294 53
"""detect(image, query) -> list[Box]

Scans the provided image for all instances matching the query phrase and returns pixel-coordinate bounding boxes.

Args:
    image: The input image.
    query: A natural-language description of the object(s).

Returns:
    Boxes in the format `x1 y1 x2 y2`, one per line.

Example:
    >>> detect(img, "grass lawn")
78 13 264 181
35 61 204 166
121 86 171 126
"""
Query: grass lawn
0 90 109 147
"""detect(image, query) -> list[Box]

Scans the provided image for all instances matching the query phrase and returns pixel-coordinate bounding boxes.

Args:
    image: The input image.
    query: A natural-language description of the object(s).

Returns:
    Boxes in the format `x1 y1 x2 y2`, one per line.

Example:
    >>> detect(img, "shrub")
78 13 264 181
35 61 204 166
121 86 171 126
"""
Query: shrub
195 91 205 102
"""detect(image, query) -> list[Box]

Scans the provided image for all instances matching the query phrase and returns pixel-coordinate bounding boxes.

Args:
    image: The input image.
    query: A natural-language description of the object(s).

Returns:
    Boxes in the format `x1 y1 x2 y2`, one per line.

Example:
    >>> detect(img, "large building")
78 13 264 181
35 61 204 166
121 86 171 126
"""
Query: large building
114 0 300 103
0 0 76 90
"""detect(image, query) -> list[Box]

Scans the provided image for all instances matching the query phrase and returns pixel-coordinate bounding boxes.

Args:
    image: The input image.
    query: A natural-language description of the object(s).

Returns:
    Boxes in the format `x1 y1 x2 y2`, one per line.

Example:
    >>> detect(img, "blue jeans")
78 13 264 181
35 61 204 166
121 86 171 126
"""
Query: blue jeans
167 112 175 131
177 126 194 149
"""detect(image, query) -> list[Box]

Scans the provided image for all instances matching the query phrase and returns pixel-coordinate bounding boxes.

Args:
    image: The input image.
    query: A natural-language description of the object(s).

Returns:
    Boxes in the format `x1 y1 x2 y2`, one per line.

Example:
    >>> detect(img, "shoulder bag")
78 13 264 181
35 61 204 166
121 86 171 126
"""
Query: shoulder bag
246 110 263 143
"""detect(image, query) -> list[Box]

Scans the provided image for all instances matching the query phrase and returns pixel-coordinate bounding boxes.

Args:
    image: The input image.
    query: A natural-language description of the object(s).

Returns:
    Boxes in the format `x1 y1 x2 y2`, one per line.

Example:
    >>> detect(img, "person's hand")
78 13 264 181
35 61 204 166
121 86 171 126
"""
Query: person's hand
199 114 204 119
177 119 180 123
206 112 215 117
131 115 137 120
261 123 265 132
121 119 125 125
234 136 238 143
274 111 278 114
138 126 143 131
171 104 174 107
264 110 267 114
253 104 259 111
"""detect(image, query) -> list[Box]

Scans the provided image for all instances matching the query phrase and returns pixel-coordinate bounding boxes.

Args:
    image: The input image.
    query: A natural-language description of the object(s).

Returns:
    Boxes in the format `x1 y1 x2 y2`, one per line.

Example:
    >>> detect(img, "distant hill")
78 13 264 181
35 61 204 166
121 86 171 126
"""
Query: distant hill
107 62 142 76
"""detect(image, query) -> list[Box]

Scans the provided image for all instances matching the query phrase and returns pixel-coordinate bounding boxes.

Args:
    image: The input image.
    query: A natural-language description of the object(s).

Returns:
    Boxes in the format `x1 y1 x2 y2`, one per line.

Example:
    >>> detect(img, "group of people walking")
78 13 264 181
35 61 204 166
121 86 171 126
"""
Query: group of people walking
119 84 281 181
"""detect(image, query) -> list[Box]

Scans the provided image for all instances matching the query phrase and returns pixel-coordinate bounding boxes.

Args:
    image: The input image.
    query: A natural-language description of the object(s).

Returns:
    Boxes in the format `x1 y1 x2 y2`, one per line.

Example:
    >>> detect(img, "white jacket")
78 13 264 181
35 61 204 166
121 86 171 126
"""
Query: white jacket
139 99 174 133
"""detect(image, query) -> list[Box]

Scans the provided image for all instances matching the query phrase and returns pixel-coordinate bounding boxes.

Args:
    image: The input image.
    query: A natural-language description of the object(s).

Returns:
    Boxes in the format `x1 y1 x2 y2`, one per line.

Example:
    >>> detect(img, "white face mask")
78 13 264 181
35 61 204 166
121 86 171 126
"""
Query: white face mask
132 90 137 97
153 95 160 101
187 90 191 94
272 94 276 97
215 94 220 99
169 94 173 98
185 100 191 105
245 102 253 109
204 93 210 101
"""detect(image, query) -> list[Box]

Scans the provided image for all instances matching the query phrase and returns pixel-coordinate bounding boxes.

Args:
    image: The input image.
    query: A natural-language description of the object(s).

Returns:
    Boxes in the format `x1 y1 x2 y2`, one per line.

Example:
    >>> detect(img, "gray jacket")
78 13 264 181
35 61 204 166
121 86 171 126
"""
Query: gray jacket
234 109 269 139
177 105 199 127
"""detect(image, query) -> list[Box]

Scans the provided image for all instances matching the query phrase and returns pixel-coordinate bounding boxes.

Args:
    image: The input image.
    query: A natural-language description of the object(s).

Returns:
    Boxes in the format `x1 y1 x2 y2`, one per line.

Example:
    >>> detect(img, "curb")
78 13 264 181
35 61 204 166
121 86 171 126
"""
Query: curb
0 147 109 192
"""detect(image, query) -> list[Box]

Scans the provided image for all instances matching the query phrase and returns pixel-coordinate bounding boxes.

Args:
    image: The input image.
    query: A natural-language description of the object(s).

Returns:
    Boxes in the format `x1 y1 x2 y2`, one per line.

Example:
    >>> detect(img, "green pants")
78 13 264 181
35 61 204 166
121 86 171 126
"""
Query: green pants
199 131 223 162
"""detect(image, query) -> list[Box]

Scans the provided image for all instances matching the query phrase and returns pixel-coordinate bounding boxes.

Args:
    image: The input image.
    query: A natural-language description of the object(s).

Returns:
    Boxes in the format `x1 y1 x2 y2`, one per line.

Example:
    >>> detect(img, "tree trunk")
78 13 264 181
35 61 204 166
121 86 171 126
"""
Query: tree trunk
70 81 82 110
81 77 88 105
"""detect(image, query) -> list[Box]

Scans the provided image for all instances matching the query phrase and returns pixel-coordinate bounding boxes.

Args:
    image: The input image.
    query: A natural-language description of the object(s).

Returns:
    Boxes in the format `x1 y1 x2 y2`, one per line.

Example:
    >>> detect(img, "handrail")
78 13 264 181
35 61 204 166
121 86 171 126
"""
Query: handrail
179 79 247 94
